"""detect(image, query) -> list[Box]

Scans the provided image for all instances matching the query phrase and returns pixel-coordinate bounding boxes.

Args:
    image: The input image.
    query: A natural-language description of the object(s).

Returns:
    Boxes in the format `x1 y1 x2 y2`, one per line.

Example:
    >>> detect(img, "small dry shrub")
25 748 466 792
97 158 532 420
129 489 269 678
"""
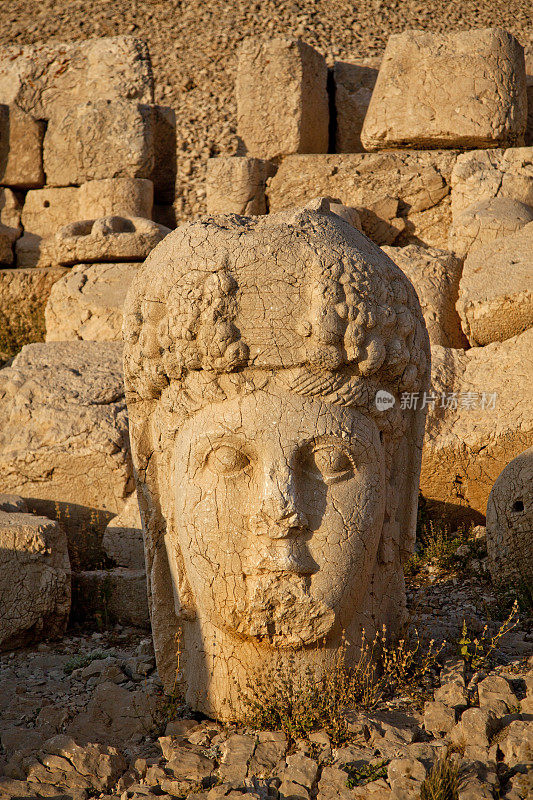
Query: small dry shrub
241 628 444 744
420 752 461 800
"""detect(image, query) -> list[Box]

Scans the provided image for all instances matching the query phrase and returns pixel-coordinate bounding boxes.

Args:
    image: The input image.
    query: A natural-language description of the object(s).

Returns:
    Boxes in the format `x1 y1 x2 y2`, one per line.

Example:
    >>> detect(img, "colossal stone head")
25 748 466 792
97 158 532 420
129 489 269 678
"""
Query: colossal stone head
123 200 430 719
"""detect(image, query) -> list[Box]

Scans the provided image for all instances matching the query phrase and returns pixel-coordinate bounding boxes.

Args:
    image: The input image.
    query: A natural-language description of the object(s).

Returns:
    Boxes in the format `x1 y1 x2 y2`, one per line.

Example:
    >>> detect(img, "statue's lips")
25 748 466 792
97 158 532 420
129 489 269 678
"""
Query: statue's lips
228 572 336 646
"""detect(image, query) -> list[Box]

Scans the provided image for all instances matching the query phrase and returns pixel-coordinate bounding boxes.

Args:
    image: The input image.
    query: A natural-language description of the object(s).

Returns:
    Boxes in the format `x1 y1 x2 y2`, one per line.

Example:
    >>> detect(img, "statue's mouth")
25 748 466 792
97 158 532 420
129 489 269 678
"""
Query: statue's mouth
228 572 335 646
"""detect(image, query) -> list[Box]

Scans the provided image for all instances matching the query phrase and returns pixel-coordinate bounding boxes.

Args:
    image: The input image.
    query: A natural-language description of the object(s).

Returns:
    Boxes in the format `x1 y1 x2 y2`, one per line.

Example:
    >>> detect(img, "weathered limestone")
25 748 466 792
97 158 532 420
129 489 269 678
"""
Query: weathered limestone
206 157 277 216
123 199 430 719
0 498 70 651
526 46 533 146
267 151 458 248
78 178 153 221
44 100 154 187
0 104 45 189
457 223 533 346
17 187 80 267
382 245 466 349
51 217 170 266
0 268 67 356
333 59 380 153
450 147 533 219
236 38 329 159
45 262 138 342
0 37 154 119
0 341 132 514
421 327 533 516
0 187 22 242
72 569 149 628
361 29 527 150
150 105 177 203
102 492 143 570
448 197 533 258
486 448 533 601
0 226 13 265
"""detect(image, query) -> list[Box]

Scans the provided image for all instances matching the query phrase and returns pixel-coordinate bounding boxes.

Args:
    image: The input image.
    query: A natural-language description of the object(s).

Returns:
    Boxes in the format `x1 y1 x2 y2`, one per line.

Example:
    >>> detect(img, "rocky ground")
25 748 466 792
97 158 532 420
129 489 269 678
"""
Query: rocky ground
1 540 532 798
1 1 531 220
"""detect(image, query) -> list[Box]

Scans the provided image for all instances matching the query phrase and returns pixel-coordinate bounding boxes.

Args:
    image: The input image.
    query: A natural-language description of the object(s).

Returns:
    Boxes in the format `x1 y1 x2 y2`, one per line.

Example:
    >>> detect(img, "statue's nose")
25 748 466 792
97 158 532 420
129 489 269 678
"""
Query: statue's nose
257 463 308 537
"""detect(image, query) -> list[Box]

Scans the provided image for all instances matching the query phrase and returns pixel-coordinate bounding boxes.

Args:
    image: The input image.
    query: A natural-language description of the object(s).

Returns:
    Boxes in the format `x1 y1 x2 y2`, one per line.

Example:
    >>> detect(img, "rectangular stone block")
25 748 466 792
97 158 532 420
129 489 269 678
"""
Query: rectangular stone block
525 44 533 146
78 178 153 220
267 151 458 248
236 37 329 159
0 37 154 119
0 268 67 362
333 59 380 153
0 104 45 188
361 28 527 150
0 341 132 514
43 100 154 187
206 156 277 215
17 187 80 267
150 105 177 203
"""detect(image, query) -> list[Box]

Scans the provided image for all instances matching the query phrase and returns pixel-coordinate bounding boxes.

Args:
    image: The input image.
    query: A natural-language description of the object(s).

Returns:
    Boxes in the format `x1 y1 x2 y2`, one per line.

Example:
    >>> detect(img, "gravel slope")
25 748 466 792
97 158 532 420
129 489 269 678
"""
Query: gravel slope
1 0 532 219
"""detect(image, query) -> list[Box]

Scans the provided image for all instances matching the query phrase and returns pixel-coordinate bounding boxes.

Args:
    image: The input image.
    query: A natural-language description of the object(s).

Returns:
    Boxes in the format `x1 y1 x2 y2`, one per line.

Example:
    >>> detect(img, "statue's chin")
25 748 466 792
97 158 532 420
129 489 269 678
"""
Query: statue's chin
223 573 336 647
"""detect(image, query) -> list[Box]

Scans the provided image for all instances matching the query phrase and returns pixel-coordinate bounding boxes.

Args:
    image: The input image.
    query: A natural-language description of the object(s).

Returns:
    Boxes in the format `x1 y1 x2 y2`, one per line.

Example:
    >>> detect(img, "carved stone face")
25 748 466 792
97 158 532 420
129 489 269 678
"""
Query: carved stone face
169 384 385 647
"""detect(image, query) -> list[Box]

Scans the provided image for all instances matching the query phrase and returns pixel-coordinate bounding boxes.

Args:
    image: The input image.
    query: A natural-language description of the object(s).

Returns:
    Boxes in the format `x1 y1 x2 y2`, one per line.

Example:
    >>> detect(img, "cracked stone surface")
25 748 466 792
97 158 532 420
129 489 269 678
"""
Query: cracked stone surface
236 37 328 160
382 245 467 349
448 197 533 259
45 262 139 342
0 103 45 190
450 147 533 219
0 341 132 515
206 157 276 216
266 151 458 249
421 328 533 516
123 199 430 719
457 221 533 346
0 495 70 651
361 28 527 150
486 447 533 599
43 99 154 187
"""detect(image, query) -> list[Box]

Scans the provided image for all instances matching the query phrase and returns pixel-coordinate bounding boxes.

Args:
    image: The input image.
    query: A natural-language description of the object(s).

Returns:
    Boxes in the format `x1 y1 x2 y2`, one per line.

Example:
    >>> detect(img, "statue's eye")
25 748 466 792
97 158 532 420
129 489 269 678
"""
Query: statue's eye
206 445 250 476
304 445 353 483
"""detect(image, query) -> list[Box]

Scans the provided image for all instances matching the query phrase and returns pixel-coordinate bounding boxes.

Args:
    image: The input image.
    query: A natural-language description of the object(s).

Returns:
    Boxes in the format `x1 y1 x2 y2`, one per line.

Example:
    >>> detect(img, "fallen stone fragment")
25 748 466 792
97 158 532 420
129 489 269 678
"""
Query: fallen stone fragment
0 507 70 651
477 675 519 715
486 447 533 600
423 700 456 736
0 36 154 118
448 197 533 259
45 262 139 343
236 37 329 159
434 680 468 710
67 681 156 746
457 222 533 346
497 720 533 767
267 151 458 248
52 216 170 266
0 341 132 514
421 328 533 516
206 156 276 215
361 28 527 150
0 104 45 189
382 244 466 348
219 734 256 782
450 147 533 219
450 708 500 749
102 491 144 570
25 735 126 792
